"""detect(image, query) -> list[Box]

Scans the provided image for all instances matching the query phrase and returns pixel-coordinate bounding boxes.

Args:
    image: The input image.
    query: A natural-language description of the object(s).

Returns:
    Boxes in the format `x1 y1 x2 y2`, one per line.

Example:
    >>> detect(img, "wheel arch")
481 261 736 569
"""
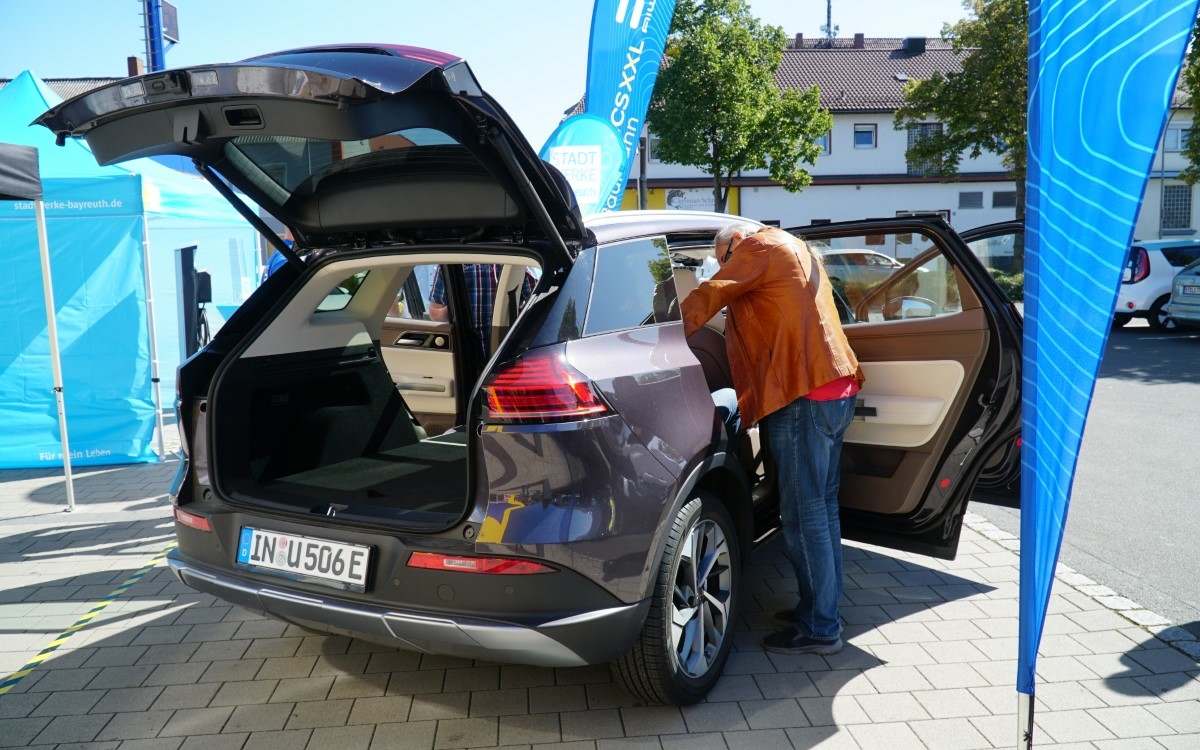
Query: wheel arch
647 452 753 586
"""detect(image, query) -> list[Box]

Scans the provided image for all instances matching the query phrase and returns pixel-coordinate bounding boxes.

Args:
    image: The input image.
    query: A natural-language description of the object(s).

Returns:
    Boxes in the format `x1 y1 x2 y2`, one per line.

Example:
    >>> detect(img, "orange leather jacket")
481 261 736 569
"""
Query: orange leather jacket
680 227 864 427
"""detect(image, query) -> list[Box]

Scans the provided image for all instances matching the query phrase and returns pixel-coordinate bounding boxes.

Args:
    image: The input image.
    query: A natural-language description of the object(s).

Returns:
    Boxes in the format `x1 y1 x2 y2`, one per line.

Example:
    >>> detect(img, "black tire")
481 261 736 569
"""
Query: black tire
1112 313 1133 329
613 491 740 705
1148 296 1177 333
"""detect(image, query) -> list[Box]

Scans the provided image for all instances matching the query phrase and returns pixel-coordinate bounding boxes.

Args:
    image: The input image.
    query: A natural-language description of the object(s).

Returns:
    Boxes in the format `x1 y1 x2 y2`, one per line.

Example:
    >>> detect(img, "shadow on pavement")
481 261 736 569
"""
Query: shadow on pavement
1104 621 1200 698
1101 325 1200 384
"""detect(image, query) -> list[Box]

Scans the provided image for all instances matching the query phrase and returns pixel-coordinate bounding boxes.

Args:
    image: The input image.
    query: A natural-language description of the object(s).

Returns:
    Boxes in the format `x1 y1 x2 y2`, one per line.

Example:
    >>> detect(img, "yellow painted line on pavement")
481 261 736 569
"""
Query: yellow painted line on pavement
0 541 177 696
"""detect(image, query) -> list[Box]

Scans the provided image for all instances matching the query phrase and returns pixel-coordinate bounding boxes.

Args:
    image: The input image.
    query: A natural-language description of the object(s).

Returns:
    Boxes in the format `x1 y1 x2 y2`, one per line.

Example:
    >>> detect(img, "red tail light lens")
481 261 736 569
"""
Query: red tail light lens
407 552 555 575
1127 247 1150 283
173 507 212 532
483 351 609 422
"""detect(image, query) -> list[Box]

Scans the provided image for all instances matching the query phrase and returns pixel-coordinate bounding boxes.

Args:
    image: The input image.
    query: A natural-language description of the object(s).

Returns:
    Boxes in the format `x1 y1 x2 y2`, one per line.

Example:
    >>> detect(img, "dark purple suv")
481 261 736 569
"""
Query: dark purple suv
39 45 1023 704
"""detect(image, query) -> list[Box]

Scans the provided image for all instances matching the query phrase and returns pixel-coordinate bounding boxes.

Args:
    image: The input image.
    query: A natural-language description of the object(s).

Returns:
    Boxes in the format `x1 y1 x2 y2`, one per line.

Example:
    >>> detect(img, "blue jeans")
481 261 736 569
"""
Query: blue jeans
766 394 856 641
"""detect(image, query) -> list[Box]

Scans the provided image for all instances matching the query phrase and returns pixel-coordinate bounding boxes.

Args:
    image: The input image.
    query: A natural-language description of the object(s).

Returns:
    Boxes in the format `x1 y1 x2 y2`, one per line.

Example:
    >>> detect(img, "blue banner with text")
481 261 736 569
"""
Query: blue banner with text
1020 0 1199 697
541 0 676 214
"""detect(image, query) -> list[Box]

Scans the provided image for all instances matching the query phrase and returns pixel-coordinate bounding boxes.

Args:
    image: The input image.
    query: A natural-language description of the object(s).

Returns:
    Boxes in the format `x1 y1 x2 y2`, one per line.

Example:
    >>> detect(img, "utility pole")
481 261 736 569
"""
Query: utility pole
143 0 165 72
142 0 178 72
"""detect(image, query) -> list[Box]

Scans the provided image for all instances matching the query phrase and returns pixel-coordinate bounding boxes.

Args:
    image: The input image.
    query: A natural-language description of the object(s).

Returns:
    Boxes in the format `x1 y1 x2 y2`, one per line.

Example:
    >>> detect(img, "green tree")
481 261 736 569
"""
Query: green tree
1177 28 1200 185
894 0 1028 265
648 0 831 213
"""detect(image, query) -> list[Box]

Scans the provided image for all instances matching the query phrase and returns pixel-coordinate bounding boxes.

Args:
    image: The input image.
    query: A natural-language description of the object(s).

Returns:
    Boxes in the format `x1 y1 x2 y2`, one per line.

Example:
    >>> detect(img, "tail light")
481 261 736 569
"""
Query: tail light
174 507 212 532
483 351 610 423
407 552 555 575
1126 247 1150 284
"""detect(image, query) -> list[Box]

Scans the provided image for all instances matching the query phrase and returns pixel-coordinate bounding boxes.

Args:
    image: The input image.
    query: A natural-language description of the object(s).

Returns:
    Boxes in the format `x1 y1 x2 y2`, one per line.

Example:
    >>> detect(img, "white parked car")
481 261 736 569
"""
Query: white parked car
1115 239 1200 331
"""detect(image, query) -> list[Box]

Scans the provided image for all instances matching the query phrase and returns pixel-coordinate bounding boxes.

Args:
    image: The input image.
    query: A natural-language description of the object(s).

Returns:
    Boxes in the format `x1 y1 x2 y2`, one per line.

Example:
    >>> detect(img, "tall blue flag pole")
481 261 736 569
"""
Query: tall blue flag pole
540 0 677 215
1021 1 1197 746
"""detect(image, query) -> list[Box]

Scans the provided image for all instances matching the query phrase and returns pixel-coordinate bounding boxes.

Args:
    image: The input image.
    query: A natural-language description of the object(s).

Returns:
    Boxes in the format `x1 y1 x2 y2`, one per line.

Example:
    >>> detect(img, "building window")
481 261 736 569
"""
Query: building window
647 136 662 163
1162 184 1193 230
1165 127 1192 152
906 123 943 177
993 191 1017 209
815 131 831 155
853 124 877 149
958 191 984 209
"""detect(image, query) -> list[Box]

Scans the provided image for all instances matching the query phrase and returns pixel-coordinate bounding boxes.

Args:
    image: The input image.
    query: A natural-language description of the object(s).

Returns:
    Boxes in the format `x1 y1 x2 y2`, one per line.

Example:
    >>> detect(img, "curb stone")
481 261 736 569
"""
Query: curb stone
962 512 1199 658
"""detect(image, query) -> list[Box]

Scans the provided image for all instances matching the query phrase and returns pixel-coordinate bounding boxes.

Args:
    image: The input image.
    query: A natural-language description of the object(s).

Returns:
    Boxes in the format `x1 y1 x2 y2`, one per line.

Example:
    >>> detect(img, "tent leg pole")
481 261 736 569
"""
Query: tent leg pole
141 220 167 460
1018 691 1035 749
36 200 75 512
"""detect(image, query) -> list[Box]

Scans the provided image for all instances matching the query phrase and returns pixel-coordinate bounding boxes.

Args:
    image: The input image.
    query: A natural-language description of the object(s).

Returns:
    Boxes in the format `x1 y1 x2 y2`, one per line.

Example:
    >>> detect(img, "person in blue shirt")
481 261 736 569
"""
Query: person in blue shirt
261 229 293 282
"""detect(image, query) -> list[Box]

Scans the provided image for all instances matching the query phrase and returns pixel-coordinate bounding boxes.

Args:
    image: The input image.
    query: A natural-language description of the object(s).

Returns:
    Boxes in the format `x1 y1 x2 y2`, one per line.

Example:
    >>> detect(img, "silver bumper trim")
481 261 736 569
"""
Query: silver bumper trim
168 553 638 667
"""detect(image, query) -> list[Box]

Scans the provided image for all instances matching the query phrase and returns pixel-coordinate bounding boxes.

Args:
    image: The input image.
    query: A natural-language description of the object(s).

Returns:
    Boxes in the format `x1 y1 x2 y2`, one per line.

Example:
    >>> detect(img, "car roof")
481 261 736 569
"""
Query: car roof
1133 238 1200 249
584 210 756 246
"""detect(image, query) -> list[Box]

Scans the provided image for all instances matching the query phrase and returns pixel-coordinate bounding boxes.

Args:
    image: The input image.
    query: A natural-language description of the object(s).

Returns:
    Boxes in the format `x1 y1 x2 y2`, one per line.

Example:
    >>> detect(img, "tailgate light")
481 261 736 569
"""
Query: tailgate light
483 352 609 422
173 507 212 532
1127 247 1150 284
407 552 555 575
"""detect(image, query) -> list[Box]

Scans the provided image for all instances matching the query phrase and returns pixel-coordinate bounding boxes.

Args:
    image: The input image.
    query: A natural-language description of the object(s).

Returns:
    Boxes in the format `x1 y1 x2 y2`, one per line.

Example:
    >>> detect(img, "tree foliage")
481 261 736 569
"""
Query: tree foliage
1178 29 1200 185
894 0 1029 230
648 0 831 213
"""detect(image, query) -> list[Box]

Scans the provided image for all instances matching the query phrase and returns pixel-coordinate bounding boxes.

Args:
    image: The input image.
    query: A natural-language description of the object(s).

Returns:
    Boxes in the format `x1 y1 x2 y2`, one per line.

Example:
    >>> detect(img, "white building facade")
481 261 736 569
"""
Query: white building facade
627 34 1195 247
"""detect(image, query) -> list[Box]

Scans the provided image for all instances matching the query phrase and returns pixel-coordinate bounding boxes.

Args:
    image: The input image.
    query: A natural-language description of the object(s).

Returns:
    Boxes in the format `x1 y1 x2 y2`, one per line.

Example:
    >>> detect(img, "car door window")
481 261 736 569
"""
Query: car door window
584 237 673 335
811 233 963 323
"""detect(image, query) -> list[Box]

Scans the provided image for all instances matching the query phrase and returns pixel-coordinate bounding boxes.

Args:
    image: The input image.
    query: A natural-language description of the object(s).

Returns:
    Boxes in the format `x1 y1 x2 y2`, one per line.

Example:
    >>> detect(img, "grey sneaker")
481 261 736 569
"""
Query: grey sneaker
761 628 843 655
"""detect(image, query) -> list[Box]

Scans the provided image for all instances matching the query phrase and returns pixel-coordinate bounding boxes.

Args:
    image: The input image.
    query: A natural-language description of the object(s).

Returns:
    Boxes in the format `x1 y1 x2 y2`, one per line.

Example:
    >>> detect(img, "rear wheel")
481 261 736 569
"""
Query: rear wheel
1149 296 1177 332
613 491 740 705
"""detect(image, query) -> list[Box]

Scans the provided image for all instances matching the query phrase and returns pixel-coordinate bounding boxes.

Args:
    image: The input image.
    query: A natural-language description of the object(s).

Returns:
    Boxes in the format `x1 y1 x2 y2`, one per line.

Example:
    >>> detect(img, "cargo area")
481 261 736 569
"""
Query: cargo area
211 343 469 527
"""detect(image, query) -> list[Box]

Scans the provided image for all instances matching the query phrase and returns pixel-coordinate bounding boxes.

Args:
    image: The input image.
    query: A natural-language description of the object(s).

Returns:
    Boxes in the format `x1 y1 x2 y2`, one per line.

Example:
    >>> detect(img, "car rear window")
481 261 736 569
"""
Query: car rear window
1160 245 1200 267
223 128 463 205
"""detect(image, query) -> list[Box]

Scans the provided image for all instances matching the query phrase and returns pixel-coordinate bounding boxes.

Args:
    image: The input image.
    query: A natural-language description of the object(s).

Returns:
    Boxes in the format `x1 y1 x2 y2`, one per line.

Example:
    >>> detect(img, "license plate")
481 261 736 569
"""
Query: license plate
1183 286 1200 296
236 527 370 590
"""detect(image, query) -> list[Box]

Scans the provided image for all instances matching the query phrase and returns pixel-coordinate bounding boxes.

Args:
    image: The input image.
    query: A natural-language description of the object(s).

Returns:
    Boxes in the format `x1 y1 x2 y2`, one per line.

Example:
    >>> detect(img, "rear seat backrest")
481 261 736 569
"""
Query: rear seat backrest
673 266 725 333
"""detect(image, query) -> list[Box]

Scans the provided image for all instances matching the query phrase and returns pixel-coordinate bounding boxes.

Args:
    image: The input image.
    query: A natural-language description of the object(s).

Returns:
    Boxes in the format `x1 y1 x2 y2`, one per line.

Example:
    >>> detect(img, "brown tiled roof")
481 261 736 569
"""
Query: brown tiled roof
789 36 956 51
0 77 122 100
776 38 967 113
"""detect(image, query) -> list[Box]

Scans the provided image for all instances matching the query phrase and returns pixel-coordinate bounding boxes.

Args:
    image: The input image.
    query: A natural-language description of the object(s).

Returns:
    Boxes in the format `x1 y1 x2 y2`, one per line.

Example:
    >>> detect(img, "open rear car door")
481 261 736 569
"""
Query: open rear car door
787 217 1023 558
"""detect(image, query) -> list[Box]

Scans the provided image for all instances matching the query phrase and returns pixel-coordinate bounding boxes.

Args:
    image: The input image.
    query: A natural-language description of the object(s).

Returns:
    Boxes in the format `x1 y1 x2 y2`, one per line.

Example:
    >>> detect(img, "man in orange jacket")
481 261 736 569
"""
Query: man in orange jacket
681 222 864 655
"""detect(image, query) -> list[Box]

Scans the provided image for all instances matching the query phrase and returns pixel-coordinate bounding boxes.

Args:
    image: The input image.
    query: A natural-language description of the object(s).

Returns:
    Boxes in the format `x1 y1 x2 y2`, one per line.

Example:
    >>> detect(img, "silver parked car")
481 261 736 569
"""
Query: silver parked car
1167 255 1200 329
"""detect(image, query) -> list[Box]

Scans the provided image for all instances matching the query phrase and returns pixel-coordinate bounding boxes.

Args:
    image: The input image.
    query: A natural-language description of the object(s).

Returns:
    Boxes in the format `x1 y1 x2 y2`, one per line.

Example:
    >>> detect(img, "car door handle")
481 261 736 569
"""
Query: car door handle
394 332 429 346
393 332 450 350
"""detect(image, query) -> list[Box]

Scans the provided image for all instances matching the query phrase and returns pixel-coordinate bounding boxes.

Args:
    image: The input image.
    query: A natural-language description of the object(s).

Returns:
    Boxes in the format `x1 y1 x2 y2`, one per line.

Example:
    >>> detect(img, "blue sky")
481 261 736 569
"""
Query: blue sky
2 1 967 149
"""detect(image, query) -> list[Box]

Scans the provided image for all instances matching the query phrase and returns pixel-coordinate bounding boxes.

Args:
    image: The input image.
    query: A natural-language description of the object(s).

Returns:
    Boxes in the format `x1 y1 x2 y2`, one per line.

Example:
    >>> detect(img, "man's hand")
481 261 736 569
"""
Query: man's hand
429 302 450 322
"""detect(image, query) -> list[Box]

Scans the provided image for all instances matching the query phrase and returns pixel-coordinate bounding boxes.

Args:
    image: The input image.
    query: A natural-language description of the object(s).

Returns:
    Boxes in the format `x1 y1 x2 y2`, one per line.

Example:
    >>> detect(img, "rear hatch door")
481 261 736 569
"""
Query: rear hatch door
35 44 584 263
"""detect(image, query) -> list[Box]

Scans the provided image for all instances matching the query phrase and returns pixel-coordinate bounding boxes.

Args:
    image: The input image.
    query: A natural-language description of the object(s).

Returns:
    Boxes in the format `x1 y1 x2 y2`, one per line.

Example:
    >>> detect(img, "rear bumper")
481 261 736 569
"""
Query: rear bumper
1167 298 1200 326
168 551 649 667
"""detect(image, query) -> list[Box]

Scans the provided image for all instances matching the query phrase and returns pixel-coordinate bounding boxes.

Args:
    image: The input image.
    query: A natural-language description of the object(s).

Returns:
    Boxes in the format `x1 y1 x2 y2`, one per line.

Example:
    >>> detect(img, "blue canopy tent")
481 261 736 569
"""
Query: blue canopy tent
0 71 258 470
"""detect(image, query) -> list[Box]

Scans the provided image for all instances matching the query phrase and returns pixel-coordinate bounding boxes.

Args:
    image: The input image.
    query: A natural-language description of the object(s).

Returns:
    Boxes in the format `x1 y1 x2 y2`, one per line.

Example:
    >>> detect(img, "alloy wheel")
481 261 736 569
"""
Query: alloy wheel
669 518 733 678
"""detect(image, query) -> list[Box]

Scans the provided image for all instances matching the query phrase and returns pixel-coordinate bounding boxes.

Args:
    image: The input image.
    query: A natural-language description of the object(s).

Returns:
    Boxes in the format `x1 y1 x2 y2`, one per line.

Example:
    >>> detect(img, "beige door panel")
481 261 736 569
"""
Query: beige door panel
838 308 989 516
380 318 456 417
845 360 965 448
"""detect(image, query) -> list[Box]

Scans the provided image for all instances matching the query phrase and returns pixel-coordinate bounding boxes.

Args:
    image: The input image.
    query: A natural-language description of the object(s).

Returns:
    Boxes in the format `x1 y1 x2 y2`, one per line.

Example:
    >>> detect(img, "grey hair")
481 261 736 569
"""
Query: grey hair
714 221 764 253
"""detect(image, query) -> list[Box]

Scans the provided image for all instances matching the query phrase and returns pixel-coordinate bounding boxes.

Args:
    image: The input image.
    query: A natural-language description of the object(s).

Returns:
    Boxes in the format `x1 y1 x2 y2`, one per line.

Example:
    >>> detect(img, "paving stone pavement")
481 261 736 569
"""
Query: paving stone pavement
1 448 1197 749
